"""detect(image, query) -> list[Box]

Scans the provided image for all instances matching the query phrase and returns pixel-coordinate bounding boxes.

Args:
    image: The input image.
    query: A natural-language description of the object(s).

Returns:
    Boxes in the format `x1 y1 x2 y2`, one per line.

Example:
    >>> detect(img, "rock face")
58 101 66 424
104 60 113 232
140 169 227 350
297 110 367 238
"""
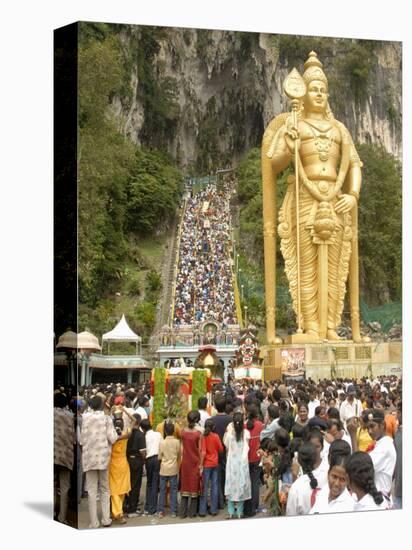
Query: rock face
111 27 402 169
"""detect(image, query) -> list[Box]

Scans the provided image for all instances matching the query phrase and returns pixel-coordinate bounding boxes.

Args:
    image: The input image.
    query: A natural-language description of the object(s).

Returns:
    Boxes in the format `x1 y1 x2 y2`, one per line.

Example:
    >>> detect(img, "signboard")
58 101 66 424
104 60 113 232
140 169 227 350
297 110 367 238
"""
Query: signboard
281 348 305 378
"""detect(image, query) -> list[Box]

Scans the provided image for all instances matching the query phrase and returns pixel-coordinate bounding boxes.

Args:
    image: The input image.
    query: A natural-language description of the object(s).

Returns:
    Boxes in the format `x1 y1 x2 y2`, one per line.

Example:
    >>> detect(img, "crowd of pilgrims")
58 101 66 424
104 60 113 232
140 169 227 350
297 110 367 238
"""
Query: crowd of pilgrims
173 182 236 327
54 375 402 527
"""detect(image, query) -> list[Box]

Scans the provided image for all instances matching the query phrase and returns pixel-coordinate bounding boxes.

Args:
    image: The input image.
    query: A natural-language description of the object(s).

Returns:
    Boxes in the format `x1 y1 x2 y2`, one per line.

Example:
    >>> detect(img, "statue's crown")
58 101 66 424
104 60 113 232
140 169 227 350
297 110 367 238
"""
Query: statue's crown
303 51 328 86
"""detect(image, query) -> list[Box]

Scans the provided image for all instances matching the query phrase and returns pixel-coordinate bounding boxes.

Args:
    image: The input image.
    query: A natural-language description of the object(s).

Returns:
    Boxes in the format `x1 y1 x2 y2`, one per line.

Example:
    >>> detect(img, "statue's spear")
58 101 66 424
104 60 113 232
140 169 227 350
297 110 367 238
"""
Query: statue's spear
283 69 307 334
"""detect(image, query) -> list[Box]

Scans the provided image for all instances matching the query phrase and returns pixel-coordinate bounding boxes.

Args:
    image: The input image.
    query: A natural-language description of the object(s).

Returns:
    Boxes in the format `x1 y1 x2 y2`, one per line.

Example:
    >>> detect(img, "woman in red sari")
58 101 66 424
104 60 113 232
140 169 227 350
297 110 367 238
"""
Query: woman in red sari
179 410 202 518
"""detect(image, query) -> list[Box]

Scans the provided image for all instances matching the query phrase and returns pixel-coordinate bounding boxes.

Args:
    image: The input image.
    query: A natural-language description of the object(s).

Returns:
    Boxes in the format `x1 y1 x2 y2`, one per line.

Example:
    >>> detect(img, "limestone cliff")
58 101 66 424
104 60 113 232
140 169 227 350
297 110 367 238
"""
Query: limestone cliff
111 27 402 170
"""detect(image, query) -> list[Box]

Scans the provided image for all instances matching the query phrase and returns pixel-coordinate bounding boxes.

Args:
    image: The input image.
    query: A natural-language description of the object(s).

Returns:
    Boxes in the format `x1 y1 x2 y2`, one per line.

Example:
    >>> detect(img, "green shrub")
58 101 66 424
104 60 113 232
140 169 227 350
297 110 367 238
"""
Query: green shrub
153 368 166 427
357 143 402 304
338 41 377 104
128 277 141 297
146 269 162 293
192 370 208 412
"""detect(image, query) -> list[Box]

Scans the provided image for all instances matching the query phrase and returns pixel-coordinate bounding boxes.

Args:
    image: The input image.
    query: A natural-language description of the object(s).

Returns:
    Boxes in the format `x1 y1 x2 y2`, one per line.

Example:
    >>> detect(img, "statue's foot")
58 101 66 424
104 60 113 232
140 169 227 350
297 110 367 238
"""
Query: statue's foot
286 331 320 343
353 336 371 343
353 327 372 343
327 329 341 341
305 329 321 342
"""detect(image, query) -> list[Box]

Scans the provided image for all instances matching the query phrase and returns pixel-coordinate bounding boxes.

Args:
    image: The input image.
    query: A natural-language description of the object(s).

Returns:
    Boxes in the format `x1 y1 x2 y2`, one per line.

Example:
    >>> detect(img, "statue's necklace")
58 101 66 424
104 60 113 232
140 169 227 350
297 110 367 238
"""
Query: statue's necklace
305 120 335 162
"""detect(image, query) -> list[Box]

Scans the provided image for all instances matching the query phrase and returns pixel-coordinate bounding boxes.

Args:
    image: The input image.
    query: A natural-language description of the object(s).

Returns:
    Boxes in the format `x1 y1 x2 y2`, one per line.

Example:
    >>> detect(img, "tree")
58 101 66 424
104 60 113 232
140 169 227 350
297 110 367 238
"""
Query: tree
358 143 402 304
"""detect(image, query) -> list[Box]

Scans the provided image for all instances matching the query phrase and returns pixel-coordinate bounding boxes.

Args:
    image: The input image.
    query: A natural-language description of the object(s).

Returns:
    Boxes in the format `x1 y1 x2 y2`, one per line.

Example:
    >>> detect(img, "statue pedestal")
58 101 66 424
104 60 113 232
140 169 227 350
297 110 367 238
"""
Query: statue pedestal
285 333 322 344
261 341 401 382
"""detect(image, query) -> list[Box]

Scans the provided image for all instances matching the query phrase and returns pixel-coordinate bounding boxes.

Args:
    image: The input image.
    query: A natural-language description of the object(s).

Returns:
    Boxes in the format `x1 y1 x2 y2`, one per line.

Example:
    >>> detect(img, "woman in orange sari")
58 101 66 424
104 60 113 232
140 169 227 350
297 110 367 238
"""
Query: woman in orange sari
109 407 132 524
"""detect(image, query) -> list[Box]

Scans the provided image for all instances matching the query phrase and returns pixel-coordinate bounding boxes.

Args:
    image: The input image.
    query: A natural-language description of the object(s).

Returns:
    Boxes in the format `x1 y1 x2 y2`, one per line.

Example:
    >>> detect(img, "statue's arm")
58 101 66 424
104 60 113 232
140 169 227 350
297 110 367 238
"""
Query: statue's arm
267 126 293 173
340 122 363 201
346 163 362 201
263 113 293 174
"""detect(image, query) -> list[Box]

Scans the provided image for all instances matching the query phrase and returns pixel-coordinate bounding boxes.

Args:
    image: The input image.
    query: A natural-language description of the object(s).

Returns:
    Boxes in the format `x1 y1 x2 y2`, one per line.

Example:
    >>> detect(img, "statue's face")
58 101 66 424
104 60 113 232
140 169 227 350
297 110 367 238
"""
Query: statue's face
305 79 328 113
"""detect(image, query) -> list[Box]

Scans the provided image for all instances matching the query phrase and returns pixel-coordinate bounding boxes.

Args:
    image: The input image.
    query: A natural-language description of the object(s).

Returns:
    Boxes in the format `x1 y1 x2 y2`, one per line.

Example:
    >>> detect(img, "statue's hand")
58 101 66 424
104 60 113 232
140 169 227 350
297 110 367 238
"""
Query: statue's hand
335 194 356 214
285 123 300 153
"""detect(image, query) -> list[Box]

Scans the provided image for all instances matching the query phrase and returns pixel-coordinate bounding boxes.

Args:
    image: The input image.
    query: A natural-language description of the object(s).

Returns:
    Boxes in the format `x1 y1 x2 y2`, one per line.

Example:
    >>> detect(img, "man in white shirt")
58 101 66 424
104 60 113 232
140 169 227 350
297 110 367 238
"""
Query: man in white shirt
339 385 362 428
260 404 280 441
308 389 320 419
80 395 118 528
380 386 388 395
141 419 162 515
134 395 149 420
367 409 396 498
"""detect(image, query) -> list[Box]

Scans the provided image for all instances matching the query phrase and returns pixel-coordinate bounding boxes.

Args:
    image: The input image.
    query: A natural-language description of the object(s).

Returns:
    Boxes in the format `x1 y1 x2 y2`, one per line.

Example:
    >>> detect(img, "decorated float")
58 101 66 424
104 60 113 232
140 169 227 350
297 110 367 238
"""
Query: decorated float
151 335 228 427
150 364 217 428
233 325 263 380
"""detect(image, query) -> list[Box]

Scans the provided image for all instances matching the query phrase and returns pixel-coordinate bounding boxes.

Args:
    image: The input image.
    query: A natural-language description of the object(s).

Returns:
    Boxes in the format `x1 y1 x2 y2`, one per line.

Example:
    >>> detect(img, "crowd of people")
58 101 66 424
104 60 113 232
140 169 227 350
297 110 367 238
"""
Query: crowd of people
173 182 237 326
53 375 402 528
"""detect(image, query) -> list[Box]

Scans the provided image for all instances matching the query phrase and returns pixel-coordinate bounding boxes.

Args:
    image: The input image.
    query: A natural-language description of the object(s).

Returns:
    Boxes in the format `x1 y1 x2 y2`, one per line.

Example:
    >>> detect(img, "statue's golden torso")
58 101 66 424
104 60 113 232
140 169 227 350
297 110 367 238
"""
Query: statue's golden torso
298 119 341 182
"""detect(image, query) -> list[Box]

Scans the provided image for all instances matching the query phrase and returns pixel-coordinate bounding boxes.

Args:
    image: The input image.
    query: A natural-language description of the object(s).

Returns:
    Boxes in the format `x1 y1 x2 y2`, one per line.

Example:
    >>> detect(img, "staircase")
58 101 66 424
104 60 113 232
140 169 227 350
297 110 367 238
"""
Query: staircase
148 196 188 351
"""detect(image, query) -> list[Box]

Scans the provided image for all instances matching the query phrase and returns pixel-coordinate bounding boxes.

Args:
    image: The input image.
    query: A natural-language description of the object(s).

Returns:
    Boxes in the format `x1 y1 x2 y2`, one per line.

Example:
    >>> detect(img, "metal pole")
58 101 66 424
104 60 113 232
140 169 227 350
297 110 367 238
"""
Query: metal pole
293 103 303 334
283 69 306 336
86 355 90 386
71 354 76 386
80 354 85 386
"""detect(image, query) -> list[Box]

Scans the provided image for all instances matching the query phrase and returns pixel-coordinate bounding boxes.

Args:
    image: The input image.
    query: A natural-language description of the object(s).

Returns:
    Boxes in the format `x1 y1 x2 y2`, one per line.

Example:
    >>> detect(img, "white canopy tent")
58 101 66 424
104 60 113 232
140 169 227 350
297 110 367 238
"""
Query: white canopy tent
102 314 142 354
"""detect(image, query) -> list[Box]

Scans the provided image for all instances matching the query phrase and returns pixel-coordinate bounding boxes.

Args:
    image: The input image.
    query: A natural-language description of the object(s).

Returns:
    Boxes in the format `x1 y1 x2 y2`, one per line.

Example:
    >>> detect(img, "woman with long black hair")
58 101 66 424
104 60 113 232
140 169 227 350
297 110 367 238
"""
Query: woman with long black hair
286 441 328 515
346 451 389 511
223 411 251 519
310 439 354 514
274 428 294 487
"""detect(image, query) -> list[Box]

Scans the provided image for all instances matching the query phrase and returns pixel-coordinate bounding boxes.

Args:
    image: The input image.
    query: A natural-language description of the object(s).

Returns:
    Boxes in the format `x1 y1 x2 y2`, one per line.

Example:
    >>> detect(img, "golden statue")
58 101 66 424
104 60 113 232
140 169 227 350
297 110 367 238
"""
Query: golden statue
262 51 368 344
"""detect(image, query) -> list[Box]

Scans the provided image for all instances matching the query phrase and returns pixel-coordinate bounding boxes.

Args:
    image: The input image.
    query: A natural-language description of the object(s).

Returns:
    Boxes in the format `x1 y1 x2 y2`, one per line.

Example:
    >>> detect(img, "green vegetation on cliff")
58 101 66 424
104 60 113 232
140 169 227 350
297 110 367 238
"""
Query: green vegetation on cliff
276 36 380 105
136 27 181 148
357 144 402 304
78 23 183 342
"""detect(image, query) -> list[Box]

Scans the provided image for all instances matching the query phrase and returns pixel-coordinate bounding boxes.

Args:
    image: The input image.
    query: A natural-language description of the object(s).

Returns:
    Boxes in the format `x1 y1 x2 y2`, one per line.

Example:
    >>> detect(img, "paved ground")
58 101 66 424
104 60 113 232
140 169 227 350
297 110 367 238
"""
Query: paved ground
77 476 270 529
